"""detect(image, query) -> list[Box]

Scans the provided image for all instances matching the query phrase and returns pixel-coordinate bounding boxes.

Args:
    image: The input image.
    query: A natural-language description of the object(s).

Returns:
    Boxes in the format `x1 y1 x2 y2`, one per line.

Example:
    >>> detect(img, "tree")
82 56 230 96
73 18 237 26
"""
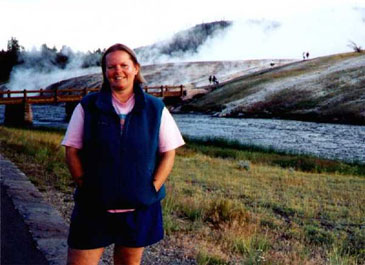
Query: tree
348 40 362 53
0 37 23 82
7 37 23 53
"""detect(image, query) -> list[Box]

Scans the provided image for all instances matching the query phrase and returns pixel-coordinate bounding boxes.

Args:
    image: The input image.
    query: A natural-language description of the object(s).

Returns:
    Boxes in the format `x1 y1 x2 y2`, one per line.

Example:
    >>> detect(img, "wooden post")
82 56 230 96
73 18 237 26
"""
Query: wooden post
23 89 27 103
161 86 164 97
180 85 183 96
54 88 58 103
40 89 44 96
7 90 10 98
83 87 87 96
24 102 33 125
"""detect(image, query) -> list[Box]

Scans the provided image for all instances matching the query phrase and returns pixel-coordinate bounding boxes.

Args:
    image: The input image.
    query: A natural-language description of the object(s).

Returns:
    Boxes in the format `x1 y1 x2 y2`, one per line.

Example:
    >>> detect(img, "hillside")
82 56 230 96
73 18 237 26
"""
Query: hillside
41 52 365 125
182 52 365 125
44 59 293 90
135 21 232 63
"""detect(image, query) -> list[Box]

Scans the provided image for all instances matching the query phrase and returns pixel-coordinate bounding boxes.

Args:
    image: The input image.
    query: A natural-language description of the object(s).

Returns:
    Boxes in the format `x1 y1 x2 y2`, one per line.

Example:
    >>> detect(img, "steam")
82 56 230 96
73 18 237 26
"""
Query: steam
5 3 365 90
138 4 365 85
137 4 365 64
7 46 101 91
191 5 365 61
136 21 232 64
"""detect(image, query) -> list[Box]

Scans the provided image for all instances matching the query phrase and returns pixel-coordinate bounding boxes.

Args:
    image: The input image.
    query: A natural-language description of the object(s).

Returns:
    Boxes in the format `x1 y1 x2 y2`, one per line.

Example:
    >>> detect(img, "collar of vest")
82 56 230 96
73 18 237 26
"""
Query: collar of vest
95 84 146 114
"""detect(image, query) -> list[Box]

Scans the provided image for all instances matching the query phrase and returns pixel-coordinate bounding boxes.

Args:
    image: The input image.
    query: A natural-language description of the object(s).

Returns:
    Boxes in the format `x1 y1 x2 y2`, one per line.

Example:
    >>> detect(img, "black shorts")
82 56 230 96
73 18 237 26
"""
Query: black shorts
67 201 164 249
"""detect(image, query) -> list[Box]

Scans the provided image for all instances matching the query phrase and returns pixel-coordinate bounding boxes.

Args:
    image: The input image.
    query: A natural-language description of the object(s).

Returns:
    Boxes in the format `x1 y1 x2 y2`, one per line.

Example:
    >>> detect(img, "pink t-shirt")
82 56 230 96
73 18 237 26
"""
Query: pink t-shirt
62 93 185 152
62 93 185 212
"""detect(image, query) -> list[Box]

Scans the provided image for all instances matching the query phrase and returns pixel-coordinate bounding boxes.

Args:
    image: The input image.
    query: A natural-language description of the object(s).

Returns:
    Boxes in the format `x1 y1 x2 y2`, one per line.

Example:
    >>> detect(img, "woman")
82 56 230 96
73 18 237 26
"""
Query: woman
62 43 185 265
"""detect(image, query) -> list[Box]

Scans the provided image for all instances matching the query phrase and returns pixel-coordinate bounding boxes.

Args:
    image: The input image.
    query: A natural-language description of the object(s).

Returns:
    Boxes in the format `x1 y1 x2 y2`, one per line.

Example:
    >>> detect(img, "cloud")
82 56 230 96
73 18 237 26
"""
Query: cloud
5 2 365 91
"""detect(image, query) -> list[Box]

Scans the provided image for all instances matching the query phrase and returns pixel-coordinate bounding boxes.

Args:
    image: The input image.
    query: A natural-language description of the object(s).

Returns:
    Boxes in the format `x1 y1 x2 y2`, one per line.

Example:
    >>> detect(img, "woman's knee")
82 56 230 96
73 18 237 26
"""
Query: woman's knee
114 246 144 265
67 247 104 265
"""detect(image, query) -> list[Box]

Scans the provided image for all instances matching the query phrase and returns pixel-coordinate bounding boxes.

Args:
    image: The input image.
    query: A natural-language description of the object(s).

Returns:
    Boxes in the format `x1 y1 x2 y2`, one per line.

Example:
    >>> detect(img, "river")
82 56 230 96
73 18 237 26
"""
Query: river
0 104 364 163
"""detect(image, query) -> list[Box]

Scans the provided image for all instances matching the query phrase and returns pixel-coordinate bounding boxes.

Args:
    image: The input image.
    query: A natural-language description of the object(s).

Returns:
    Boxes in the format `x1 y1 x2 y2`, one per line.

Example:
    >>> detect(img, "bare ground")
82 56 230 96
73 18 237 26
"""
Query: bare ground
182 52 365 125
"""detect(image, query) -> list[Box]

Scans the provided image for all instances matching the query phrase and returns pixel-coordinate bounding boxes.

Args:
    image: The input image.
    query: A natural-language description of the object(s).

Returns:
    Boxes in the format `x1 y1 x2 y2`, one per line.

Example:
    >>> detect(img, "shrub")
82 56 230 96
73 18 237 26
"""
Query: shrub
341 228 365 259
196 250 228 265
238 160 251 171
233 235 271 264
348 41 362 53
205 199 248 225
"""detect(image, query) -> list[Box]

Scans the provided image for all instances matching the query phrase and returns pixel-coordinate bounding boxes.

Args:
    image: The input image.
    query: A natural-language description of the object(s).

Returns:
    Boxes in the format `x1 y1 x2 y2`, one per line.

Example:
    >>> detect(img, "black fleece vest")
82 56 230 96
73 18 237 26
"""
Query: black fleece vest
78 85 165 210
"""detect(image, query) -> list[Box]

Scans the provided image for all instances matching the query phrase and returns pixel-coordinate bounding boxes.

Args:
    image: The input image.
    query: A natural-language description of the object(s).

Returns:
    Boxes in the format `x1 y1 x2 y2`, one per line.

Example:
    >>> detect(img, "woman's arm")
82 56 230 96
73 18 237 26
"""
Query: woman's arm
153 149 176 191
65 146 84 187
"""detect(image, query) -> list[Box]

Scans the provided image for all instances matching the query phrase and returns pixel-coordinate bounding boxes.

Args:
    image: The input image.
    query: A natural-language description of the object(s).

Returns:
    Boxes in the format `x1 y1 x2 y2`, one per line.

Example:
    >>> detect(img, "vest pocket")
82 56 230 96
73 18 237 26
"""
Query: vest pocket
136 165 154 185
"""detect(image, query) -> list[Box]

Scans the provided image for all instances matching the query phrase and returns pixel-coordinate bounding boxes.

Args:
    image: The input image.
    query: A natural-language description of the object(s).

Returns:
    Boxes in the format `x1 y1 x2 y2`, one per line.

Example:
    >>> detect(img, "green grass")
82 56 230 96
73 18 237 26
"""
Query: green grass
184 136 365 176
1 125 364 264
196 250 229 265
0 126 72 192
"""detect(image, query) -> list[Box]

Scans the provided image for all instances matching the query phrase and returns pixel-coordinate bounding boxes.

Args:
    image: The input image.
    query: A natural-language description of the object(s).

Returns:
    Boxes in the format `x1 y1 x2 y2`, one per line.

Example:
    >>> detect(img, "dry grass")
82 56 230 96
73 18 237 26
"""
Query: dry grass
0 126 73 192
166 149 365 264
1 126 364 264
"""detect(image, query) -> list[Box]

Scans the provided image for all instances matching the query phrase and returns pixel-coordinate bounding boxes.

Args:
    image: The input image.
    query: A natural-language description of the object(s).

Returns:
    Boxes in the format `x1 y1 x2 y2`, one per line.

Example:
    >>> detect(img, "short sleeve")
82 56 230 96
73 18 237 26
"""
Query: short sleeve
159 108 185 153
61 103 84 149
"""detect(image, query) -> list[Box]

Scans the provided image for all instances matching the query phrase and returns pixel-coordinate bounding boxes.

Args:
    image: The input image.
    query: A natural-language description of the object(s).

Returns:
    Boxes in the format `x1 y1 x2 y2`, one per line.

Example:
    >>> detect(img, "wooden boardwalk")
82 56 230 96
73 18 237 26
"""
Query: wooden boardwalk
0 85 184 105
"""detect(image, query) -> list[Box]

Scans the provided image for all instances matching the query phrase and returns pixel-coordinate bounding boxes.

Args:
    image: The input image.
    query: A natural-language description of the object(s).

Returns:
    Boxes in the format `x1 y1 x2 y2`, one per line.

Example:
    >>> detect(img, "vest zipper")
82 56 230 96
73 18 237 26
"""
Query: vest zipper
119 112 132 195
121 113 131 142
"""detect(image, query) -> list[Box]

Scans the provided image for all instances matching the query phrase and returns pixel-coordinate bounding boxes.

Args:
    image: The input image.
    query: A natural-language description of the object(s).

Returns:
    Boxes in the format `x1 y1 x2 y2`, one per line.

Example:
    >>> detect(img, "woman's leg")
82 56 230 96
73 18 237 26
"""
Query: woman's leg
113 246 144 265
66 247 104 265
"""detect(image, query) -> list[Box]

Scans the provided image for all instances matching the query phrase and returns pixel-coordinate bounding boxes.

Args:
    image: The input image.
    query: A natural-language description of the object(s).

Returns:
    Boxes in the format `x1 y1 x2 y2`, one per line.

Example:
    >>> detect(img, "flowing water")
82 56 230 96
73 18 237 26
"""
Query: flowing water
0 105 364 163
174 114 365 163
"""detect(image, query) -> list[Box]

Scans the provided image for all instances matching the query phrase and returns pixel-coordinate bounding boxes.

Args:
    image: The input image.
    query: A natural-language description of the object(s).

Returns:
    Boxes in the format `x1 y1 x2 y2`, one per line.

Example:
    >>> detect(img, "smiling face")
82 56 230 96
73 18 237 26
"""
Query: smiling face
105 50 139 93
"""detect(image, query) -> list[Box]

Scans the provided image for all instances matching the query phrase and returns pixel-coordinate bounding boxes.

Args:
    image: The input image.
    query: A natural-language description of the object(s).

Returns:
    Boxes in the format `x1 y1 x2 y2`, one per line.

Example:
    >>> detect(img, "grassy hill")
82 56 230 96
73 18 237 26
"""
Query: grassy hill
182 52 365 125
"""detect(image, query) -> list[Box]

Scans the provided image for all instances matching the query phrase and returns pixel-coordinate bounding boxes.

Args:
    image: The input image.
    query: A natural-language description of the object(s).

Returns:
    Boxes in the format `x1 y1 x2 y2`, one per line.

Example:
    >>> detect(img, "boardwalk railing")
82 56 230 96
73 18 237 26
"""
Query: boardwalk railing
0 85 184 105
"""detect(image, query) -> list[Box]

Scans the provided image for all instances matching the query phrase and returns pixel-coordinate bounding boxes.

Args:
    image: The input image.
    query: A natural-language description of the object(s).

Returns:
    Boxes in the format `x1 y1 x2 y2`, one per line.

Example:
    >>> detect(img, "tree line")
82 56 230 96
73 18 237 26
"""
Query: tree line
0 37 104 83
0 37 22 83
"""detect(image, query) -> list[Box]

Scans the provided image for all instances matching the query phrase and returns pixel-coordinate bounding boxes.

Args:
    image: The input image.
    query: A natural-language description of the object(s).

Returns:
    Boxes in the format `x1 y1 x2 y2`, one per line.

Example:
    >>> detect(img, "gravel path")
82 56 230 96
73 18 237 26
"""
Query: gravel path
41 187 197 265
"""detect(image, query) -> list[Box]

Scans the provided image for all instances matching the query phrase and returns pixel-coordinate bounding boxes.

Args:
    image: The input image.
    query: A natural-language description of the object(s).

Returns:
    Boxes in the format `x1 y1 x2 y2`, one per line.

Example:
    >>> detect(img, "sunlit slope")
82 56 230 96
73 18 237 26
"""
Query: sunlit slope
45 59 294 89
183 52 365 124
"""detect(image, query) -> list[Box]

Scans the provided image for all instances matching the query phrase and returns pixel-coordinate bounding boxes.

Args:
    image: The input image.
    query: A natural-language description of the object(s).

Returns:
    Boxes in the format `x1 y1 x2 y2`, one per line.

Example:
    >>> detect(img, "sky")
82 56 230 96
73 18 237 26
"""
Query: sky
1 0 365 61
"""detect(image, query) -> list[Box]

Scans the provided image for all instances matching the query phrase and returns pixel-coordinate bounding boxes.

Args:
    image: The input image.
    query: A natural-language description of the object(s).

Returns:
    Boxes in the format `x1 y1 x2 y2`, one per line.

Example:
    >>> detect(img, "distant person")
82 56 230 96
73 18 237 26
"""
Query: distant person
270 62 275 67
209 75 212 84
62 43 185 265
212 75 219 85
306 52 310 59
302 52 306 60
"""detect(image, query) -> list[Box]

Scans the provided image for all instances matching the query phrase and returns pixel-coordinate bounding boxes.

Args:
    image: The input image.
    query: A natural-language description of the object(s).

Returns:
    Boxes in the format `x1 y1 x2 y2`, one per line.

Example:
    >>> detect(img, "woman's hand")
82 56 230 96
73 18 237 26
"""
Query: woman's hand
74 175 84 187
153 181 159 192
65 146 84 187
153 150 176 192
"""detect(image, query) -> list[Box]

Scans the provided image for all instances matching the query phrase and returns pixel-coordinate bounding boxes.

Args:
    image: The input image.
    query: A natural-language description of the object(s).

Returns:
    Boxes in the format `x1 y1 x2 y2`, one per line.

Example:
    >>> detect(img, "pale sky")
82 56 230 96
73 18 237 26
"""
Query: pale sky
1 0 365 60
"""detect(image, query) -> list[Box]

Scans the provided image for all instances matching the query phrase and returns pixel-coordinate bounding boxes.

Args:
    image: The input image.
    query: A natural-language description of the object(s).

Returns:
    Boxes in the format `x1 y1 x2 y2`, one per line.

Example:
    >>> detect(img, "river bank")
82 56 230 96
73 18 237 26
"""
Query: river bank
174 114 365 164
1 104 364 163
